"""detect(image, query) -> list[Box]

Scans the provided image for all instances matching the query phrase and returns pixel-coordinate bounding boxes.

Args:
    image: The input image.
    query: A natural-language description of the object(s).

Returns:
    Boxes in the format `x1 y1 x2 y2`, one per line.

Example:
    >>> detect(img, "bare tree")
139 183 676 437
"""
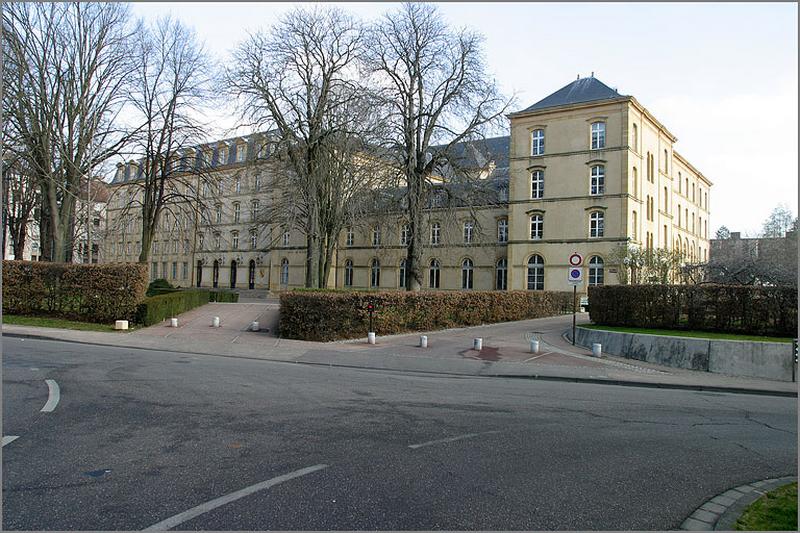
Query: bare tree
761 203 795 238
2 2 134 262
1 152 38 259
227 6 373 288
120 16 216 264
365 2 513 290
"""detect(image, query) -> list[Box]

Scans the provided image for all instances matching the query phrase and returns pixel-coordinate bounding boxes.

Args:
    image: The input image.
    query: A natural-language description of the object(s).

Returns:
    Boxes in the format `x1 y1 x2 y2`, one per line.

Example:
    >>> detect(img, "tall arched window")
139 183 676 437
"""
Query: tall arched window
531 170 544 199
663 149 669 173
632 167 638 198
632 123 638 151
429 259 440 289
588 256 604 286
497 219 508 243
527 255 544 291
280 258 289 286
344 260 353 287
632 211 638 241
370 259 380 288
212 260 220 288
461 258 473 289
233 202 240 223
590 211 604 238
230 260 237 288
590 165 605 195
196 260 203 287
399 259 407 289
495 258 508 290
248 260 256 289
664 187 668 211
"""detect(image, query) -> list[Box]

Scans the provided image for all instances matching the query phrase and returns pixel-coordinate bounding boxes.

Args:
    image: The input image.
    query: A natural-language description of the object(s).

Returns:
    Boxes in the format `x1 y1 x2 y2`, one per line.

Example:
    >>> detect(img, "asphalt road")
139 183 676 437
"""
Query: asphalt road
2 337 796 530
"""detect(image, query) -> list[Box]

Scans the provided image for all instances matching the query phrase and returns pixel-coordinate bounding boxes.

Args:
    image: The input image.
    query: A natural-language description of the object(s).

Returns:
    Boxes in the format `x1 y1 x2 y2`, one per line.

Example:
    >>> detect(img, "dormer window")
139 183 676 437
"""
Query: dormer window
218 147 228 165
531 129 545 156
236 145 245 162
591 122 606 150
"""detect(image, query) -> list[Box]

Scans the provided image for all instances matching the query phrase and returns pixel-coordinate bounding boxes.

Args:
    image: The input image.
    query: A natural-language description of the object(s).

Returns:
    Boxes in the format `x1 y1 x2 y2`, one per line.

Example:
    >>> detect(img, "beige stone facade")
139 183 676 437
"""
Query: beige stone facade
102 76 711 293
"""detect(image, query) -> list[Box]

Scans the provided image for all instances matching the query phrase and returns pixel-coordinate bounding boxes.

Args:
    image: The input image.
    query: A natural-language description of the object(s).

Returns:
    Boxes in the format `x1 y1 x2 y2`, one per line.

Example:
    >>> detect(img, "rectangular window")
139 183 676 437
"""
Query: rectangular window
531 170 544 199
431 223 440 245
531 129 545 156
152 262 158 279
215 205 222 224
236 145 245 162
215 234 221 250
401 225 409 246
591 122 606 150
590 212 604 238
498 219 508 243
282 230 290 246
254 174 261 192
251 232 257 249
251 200 259 221
372 226 381 246
530 215 543 240
590 165 605 195
172 262 177 280
346 227 354 246
218 147 228 165
234 203 240 223
182 262 188 280
463 222 473 244
232 233 239 250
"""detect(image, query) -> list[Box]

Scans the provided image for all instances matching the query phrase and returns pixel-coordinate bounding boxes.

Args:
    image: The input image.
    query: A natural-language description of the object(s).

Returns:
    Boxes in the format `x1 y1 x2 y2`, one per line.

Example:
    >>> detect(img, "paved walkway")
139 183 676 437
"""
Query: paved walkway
3 303 797 396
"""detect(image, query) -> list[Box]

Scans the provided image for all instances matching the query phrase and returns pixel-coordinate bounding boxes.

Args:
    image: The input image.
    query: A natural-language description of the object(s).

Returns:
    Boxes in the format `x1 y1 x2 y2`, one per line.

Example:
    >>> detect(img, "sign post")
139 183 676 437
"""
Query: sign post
567 253 584 346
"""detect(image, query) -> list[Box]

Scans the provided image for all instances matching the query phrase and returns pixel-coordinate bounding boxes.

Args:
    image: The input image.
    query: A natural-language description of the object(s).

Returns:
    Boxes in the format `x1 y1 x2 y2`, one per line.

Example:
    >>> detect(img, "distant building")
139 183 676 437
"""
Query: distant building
708 230 798 286
103 76 712 291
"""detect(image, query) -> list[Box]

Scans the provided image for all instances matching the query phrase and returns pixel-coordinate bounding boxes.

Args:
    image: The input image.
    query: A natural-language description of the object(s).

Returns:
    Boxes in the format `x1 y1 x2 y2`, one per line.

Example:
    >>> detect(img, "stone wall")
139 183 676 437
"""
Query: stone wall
574 327 794 382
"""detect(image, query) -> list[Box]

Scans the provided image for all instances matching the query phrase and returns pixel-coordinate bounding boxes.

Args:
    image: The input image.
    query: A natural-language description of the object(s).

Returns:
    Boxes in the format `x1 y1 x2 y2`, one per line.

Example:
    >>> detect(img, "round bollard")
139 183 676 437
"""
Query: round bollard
419 335 428 348
251 321 260 332
368 332 376 345
473 338 483 351
530 339 540 354
170 318 178 328
592 343 602 357
212 316 220 328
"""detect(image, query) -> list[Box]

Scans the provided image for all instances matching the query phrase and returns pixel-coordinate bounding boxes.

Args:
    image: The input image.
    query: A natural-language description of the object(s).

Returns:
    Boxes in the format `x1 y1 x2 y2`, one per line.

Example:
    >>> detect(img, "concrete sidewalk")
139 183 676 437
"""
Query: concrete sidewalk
3 305 797 397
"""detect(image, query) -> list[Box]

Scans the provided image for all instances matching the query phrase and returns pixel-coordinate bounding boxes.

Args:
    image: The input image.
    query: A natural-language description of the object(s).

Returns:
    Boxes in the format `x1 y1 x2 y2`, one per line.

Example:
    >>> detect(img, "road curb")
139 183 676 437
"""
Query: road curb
679 475 796 531
3 331 797 397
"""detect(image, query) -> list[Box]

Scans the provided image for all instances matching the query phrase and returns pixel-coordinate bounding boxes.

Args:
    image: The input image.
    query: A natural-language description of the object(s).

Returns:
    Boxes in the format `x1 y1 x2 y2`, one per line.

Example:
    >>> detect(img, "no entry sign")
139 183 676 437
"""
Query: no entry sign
568 252 583 266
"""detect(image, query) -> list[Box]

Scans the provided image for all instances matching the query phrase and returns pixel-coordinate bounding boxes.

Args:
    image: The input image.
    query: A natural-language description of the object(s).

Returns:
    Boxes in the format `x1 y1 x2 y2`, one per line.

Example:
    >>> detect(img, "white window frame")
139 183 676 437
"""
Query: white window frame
430 223 440 246
497 219 508 243
250 231 257 249
372 226 381 246
233 202 240 223
346 227 354 247
461 258 473 289
400 224 410 246
282 230 290 246
344 260 353 287
463 221 474 244
531 129 545 156
429 259 440 289
370 259 380 288
530 214 543 240
588 256 604 286
280 259 289 285
591 122 606 150
590 165 605 195
590 211 604 238
527 255 545 291
495 258 508 290
531 170 544 199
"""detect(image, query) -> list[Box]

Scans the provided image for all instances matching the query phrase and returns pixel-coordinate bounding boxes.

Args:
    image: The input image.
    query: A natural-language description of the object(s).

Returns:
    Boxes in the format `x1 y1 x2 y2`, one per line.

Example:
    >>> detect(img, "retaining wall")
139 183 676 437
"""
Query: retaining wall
574 327 795 382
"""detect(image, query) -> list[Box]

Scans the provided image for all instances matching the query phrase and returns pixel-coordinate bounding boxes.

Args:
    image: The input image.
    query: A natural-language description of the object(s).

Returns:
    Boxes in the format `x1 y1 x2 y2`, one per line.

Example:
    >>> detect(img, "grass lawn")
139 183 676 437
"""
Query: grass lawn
736 482 797 531
581 324 794 343
2 315 126 332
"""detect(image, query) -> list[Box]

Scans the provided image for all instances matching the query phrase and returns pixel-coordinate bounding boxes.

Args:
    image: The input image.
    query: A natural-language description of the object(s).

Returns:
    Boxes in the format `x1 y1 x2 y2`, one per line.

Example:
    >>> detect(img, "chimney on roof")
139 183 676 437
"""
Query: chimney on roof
731 232 741 240
577 74 580 80
591 71 594 77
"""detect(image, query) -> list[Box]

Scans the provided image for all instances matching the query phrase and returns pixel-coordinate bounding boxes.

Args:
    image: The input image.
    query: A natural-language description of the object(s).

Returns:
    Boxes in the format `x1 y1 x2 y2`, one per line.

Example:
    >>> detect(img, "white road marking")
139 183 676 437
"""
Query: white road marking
2 436 19 447
41 379 60 412
142 464 328 531
408 430 502 450
523 352 552 362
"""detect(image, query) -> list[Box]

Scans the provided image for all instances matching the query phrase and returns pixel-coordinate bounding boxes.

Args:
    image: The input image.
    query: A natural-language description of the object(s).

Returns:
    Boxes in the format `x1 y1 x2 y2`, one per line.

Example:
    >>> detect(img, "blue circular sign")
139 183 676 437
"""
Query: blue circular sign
569 268 581 279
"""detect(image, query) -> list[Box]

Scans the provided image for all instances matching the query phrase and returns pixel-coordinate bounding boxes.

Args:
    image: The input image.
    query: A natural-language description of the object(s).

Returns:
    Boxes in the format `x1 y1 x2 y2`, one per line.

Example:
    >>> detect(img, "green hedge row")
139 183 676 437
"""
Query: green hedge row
279 290 576 341
588 284 797 337
135 289 239 326
3 260 148 323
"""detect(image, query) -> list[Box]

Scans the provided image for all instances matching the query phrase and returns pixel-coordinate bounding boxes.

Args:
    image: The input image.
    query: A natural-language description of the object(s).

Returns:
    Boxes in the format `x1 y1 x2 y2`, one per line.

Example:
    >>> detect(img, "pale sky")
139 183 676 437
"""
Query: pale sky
130 2 798 237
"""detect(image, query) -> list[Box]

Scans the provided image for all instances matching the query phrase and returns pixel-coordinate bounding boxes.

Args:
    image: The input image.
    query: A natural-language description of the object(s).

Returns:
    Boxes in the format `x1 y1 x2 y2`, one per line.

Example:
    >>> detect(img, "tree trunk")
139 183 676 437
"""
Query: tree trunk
406 170 424 291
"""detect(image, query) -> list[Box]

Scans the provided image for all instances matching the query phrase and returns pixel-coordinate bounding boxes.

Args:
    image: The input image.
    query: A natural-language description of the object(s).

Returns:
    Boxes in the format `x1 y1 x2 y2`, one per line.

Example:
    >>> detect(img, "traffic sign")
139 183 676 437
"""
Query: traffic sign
568 267 583 285
568 252 583 266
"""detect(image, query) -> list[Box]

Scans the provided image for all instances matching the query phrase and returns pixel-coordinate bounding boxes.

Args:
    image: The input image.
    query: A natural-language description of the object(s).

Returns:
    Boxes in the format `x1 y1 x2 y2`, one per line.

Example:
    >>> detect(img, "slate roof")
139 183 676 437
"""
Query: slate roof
519 76 627 113
430 135 510 182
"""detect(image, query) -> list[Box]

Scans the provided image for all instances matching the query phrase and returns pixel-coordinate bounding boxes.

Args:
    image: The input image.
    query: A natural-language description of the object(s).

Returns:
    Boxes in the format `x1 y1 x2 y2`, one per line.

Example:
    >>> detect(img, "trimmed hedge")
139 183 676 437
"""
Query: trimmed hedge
279 290 576 341
135 289 239 326
588 284 797 337
3 260 148 323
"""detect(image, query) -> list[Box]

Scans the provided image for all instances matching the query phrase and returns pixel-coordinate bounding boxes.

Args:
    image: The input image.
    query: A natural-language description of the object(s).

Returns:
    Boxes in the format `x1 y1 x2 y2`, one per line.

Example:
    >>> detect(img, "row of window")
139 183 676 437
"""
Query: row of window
530 122 606 156
529 166 605 199
331 256 606 290
150 261 189 281
348 221 509 247
529 212 605 240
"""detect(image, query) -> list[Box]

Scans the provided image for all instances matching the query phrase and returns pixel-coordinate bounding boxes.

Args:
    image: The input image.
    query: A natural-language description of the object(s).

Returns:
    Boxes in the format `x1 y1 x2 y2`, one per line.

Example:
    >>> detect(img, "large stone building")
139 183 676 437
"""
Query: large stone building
103 76 712 292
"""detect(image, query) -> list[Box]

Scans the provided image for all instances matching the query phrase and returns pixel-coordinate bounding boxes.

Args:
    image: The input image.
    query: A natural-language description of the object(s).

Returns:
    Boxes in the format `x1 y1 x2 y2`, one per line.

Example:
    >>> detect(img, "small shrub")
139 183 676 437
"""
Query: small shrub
135 290 211 326
279 290 576 341
210 290 239 303
146 278 177 297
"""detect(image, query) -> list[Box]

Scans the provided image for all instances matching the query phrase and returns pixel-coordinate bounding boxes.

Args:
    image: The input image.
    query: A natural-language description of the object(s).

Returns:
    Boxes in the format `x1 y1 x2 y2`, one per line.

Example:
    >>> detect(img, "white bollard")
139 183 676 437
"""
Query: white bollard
592 343 602 357
251 321 260 332
419 335 428 348
473 338 483 351
114 320 129 331
170 318 178 328
368 332 376 345
530 339 540 354
212 316 220 328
